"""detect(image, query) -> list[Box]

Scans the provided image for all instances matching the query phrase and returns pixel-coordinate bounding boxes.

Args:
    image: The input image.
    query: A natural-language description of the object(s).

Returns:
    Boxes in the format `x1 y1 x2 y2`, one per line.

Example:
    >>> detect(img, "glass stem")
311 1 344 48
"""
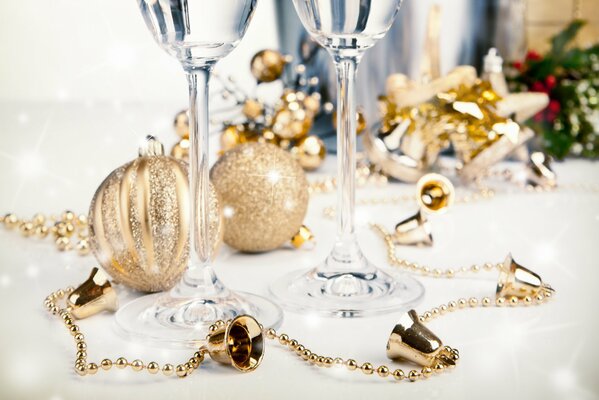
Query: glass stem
174 67 223 294
330 55 362 266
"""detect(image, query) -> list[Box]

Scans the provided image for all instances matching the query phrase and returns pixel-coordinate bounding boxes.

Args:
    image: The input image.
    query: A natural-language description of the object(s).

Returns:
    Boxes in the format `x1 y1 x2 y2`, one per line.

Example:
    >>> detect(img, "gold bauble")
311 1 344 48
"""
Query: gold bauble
171 138 190 160
250 50 287 83
89 137 223 292
291 135 326 170
272 107 313 140
242 99 264 120
210 142 309 253
173 110 189 138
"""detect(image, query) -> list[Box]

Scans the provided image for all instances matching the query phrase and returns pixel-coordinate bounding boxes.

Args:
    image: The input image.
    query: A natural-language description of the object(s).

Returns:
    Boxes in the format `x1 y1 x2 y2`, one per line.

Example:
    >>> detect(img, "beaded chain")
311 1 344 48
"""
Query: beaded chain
1 211 90 255
44 278 553 383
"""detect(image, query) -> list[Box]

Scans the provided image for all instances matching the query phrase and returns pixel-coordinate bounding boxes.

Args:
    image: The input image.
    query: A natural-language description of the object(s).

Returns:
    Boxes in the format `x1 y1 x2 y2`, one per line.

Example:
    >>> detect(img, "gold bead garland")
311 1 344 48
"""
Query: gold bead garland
1 211 90 255
44 274 553 382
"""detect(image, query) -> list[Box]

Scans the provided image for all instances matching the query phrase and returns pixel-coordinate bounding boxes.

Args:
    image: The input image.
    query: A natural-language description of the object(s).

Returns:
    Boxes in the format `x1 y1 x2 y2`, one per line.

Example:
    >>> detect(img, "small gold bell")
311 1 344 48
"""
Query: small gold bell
416 173 454 214
393 210 433 246
497 253 554 299
290 225 315 249
387 310 456 368
526 152 556 189
67 267 118 319
206 315 265 372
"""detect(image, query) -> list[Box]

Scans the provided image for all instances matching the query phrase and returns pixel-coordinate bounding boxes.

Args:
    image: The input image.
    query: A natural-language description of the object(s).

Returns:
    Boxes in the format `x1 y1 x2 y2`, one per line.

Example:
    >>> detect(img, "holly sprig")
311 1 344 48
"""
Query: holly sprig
508 20 599 159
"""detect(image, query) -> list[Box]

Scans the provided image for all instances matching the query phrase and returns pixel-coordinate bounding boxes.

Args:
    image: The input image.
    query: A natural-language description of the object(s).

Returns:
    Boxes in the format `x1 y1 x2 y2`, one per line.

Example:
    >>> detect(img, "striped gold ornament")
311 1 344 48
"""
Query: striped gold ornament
89 137 222 292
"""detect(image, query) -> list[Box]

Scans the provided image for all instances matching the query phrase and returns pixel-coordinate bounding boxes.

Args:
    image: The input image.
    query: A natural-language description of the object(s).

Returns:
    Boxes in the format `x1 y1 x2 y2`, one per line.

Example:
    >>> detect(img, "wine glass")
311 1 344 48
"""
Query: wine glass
115 0 282 346
270 0 424 317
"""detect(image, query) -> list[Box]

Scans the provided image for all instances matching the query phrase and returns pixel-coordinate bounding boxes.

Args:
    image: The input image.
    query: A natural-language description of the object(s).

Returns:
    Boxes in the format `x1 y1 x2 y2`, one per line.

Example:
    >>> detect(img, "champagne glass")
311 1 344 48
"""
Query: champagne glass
115 0 282 346
270 0 424 317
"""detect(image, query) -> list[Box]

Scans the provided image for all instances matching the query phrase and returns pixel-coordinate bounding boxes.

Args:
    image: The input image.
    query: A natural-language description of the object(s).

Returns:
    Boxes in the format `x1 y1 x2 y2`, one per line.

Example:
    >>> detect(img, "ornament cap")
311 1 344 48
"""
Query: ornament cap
139 135 165 157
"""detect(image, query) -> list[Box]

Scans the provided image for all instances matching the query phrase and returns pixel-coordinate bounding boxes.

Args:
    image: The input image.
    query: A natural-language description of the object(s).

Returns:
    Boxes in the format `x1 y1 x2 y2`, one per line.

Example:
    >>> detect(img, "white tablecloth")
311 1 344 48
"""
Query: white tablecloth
1 102 598 400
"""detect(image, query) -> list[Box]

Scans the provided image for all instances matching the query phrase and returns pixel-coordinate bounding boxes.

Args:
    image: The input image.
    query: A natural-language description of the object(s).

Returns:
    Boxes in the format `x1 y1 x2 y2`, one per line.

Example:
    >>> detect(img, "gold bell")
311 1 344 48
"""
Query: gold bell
387 310 457 368
497 253 554 299
416 173 454 214
526 152 556 189
206 315 265 372
393 210 433 246
67 267 118 319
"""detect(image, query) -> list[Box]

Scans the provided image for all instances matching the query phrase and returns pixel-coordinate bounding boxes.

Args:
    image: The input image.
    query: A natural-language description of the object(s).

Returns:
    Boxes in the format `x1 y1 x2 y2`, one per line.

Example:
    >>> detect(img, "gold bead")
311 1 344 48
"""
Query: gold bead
74 364 87 376
423 311 432 321
509 296 519 306
76 351 87 359
76 342 86 351
431 307 440 316
392 369 405 380
433 363 445 373
421 367 433 378
345 359 358 370
468 297 478 307
74 333 84 341
482 297 491 307
324 357 334 367
484 262 494 271
55 236 70 251
333 357 344 366
544 290 553 299
536 293 545 302
175 364 187 378
288 339 299 350
184 362 194 373
162 364 174 376
147 362 159 374
408 370 421 382
301 350 311 360
3 213 19 228
448 301 457 310
278 334 289 345
87 363 98 375
317 356 325 366
446 269 455 278
115 357 127 369
377 365 390 377
131 359 144 371
194 351 205 363
62 210 76 222
100 359 112 370
496 297 506 306
19 222 35 237
76 239 90 255
250 49 287 83
189 357 199 368
308 354 318 363
265 328 276 339
69 325 80 335
295 344 305 354
458 298 467 308
524 296 533 304
360 363 374 375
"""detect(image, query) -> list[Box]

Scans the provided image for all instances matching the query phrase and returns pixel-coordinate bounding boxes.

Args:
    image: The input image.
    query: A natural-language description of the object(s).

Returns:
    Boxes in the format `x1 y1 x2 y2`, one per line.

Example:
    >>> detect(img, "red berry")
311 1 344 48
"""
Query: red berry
531 82 547 93
526 50 542 61
513 61 523 71
545 75 557 89
548 99 561 114
534 113 544 123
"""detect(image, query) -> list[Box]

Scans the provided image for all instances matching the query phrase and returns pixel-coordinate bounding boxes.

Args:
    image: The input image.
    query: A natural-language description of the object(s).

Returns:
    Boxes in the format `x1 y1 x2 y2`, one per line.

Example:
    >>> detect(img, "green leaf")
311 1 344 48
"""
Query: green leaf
550 20 586 57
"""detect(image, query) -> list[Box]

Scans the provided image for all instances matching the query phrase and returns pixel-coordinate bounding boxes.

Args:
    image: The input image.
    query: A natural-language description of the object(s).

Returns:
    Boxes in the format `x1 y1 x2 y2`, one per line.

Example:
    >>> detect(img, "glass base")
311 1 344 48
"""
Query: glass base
115 289 283 348
270 262 424 318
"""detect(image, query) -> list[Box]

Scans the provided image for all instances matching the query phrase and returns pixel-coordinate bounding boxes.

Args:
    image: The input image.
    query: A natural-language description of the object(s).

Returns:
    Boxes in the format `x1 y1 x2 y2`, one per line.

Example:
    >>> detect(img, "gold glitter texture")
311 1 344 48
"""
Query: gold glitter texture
210 143 308 253
89 155 222 292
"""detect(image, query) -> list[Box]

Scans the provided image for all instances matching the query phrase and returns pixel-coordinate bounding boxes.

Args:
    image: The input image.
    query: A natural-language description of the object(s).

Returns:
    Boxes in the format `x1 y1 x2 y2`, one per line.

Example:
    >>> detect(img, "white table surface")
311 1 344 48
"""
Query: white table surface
1 101 598 400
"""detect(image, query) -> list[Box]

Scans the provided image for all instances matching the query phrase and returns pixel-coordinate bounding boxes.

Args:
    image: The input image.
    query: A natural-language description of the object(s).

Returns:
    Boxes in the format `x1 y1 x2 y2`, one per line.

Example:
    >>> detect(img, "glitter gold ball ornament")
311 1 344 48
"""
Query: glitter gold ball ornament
250 50 288 83
210 142 309 253
89 136 223 292
291 135 326 170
